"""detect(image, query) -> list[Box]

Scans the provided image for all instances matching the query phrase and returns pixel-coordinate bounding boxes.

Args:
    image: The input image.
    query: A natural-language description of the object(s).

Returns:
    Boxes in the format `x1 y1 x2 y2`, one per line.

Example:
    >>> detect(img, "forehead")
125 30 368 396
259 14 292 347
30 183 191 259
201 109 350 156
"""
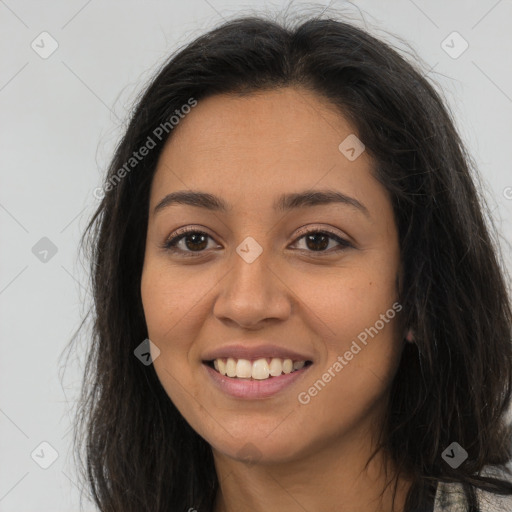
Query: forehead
149 87 384 216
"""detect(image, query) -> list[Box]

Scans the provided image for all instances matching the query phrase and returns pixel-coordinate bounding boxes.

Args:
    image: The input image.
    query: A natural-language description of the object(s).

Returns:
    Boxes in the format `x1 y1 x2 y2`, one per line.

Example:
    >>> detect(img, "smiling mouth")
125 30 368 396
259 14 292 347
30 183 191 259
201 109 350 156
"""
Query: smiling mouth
204 357 313 380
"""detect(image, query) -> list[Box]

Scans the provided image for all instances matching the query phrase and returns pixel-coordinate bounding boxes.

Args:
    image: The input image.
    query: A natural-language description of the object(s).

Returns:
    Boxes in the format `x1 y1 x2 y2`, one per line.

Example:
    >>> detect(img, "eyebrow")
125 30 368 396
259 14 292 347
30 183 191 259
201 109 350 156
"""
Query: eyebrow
153 189 370 217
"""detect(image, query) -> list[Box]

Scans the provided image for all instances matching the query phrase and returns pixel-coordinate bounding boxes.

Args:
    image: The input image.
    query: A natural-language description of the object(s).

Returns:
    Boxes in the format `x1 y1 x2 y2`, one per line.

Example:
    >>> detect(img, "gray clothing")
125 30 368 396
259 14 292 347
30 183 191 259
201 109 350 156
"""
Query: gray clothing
433 465 512 511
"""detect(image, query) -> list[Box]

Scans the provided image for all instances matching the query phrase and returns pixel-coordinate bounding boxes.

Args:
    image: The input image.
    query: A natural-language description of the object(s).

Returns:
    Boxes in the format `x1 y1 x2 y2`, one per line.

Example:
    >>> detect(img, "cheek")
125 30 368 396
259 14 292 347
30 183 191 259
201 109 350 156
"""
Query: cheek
140 258 208 349
290 261 402 401
140 259 206 421
293 287 403 447
289 255 399 338
140 257 221 402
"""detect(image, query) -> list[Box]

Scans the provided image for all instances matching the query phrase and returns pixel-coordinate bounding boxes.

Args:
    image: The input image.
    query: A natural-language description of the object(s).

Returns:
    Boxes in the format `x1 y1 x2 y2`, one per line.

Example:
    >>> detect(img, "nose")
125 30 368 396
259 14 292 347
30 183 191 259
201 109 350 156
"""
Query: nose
212 244 292 329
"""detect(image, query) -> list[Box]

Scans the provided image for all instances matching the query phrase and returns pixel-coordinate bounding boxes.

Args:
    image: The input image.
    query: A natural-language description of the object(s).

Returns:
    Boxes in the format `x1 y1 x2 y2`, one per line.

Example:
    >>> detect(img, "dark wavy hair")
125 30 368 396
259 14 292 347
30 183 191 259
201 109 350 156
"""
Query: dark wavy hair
67 8 512 512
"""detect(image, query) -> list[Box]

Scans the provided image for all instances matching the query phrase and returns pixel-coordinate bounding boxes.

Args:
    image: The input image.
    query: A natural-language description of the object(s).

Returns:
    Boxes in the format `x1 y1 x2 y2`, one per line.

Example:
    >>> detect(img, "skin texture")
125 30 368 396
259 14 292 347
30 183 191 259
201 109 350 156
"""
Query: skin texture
141 87 411 512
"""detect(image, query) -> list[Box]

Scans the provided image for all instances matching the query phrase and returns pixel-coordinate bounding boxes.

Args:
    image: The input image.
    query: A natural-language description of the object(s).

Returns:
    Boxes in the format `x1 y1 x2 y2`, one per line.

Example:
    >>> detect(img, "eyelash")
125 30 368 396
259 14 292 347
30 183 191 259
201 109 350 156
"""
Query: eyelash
162 227 352 257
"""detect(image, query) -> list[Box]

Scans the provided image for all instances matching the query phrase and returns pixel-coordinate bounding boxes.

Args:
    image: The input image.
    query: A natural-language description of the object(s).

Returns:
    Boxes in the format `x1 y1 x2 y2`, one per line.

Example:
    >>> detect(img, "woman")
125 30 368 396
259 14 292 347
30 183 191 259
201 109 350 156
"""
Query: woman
72 11 512 512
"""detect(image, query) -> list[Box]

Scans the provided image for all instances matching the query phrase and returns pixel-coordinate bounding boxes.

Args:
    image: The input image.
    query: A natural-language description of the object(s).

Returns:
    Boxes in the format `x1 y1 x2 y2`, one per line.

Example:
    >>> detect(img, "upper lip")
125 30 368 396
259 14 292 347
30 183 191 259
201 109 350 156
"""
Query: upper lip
202 343 314 362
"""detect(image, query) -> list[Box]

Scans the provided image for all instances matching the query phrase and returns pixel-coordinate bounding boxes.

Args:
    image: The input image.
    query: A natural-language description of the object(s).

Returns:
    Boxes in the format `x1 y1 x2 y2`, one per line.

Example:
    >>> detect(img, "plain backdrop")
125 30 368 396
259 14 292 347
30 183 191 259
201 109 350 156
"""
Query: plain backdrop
1 1 511 510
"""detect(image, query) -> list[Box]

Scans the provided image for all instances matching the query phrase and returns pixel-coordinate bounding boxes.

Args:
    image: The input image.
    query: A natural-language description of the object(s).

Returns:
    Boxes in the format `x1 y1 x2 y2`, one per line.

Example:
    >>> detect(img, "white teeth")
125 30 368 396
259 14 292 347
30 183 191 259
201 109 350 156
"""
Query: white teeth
282 359 293 374
211 357 309 379
269 358 283 377
226 357 237 377
252 359 269 380
235 359 252 378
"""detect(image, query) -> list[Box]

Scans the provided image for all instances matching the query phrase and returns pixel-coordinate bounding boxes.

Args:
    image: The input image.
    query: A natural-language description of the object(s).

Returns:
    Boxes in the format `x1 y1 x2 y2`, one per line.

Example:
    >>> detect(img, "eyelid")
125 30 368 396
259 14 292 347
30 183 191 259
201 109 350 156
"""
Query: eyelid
162 224 353 255
293 224 352 244
163 225 211 243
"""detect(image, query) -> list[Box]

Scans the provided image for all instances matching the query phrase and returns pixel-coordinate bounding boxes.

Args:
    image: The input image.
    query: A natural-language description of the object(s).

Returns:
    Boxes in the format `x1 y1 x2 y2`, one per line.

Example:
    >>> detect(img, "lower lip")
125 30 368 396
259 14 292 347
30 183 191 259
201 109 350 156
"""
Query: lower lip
203 363 312 399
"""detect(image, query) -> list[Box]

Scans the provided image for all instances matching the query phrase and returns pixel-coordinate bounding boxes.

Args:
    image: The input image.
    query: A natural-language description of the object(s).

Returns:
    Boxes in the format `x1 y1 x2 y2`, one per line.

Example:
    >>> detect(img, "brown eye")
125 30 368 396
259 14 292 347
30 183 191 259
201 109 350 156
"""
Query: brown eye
303 232 330 251
292 230 352 253
164 230 215 253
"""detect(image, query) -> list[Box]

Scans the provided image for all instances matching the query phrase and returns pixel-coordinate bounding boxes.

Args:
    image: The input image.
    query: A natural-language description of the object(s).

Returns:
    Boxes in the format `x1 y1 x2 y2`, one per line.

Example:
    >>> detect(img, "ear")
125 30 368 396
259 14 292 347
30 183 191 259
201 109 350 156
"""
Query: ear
405 329 414 343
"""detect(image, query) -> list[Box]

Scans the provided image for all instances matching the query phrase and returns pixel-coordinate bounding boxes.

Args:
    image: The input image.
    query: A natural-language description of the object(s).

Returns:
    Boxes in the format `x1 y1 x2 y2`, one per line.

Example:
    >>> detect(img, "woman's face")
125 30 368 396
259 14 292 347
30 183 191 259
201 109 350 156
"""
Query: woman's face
141 87 404 464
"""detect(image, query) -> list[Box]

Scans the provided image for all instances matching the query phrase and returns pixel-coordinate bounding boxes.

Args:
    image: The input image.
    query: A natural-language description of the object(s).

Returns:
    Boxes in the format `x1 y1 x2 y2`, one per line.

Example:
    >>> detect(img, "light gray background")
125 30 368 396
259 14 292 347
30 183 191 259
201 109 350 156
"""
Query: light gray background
1 1 511 510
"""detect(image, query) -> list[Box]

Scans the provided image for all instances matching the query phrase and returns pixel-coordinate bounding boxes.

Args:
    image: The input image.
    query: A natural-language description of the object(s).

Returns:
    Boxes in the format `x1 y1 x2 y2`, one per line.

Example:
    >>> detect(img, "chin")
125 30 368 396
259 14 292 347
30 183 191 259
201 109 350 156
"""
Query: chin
209 431 306 466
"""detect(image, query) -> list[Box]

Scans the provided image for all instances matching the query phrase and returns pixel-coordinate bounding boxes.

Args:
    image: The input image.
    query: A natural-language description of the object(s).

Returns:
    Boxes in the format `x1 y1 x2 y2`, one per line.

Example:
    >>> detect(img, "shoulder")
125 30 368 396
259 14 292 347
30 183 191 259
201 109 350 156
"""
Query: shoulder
433 464 512 512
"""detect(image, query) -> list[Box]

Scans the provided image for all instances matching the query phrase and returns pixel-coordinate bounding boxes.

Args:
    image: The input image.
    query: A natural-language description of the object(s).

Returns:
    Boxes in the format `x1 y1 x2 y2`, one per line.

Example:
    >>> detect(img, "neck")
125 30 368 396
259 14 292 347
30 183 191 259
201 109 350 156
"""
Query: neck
212 428 412 512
